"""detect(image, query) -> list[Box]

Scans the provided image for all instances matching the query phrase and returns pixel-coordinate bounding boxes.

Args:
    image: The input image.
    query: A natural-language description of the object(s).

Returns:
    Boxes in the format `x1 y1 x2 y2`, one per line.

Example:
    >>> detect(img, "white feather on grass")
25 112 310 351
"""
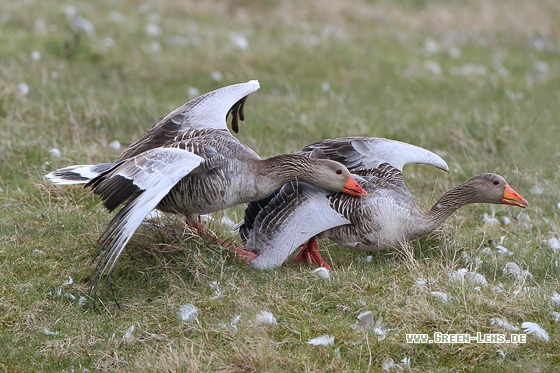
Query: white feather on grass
550 292 560 306
482 213 499 225
450 268 468 281
450 269 487 285
312 267 330 280
123 324 135 340
351 310 374 330
503 262 522 277
62 276 73 286
400 357 411 369
306 334 334 346
521 322 549 341
464 272 487 285
254 310 277 326
461 251 483 266
382 357 395 371
550 311 560 323
489 317 519 331
231 315 241 331
373 315 387 341
495 245 514 256
430 291 449 302
517 212 532 229
43 327 59 336
177 304 200 322
351 311 387 340
548 237 560 253
209 281 221 299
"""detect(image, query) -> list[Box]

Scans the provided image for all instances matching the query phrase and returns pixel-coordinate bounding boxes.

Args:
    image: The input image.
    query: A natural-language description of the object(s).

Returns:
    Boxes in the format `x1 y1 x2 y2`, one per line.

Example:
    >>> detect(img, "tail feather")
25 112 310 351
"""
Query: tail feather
45 163 115 185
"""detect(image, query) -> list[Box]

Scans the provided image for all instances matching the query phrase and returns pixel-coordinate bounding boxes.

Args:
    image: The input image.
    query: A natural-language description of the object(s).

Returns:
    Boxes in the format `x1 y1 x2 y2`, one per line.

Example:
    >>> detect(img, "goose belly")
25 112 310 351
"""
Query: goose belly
156 171 248 215
326 199 417 251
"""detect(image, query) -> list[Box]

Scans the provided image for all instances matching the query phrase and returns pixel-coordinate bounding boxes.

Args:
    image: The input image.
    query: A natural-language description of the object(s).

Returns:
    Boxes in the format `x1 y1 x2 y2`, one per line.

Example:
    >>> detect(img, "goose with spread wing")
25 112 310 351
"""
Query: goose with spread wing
46 81 367 296
239 137 528 270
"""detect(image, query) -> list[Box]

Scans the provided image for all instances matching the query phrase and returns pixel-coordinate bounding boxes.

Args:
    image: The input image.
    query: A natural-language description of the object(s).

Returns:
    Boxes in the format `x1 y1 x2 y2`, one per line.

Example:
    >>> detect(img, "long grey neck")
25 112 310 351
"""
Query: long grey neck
425 181 478 229
255 154 319 191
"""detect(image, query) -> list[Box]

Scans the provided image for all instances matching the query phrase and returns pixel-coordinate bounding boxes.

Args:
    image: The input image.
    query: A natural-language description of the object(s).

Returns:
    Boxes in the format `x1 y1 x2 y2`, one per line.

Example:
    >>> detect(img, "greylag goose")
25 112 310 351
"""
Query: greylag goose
46 81 367 296
238 137 528 270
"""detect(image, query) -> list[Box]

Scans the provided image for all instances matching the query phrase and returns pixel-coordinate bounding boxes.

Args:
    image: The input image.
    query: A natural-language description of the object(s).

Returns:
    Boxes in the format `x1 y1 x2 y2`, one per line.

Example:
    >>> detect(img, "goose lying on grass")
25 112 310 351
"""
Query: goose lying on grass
238 137 528 270
46 81 366 298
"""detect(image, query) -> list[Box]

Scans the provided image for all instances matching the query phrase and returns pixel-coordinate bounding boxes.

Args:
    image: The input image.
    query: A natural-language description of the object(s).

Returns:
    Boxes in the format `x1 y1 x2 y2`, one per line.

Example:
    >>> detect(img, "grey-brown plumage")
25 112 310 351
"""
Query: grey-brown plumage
239 137 528 270
314 167 528 252
45 80 366 298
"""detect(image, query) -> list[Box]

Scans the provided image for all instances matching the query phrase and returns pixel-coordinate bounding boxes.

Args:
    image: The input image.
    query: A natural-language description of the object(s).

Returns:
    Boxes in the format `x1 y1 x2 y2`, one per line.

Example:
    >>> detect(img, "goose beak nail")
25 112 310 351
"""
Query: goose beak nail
343 177 368 197
502 184 528 208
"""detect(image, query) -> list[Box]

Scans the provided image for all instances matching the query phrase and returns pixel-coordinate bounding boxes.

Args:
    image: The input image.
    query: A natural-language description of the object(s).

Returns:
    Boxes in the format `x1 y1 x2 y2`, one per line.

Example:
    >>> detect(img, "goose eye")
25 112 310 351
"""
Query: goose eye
493 180 500 185
335 169 343 175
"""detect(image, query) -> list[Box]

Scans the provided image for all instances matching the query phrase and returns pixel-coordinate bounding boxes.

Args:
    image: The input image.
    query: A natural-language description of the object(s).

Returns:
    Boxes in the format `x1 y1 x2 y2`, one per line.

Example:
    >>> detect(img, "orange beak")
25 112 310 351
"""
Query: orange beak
502 184 528 208
343 175 367 197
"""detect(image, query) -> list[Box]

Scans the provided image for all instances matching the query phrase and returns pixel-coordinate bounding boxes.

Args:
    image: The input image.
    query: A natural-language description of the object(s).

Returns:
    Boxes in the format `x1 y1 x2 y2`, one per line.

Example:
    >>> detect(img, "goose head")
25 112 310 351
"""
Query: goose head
306 159 367 197
461 173 528 208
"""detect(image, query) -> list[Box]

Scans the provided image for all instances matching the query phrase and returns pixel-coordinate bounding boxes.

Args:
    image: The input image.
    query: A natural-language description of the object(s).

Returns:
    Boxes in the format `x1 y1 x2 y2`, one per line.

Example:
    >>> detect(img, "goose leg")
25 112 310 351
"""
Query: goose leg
293 238 332 270
188 215 257 263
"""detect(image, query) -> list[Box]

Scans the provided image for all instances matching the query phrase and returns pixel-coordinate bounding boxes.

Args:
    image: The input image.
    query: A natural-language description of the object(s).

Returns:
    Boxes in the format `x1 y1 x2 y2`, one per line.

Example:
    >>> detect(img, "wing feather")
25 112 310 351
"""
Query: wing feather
299 137 449 172
117 80 260 160
87 148 204 295
246 182 351 269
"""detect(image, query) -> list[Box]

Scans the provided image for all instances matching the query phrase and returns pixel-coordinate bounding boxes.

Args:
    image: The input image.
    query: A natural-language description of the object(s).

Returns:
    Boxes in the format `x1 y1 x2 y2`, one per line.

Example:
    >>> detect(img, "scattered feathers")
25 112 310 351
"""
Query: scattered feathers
306 334 334 346
503 262 522 277
209 281 222 299
517 212 532 229
382 357 396 371
488 239 514 256
123 324 135 340
312 267 330 280
521 322 549 341
108 140 121 151
482 213 499 225
62 276 73 286
450 268 487 285
373 314 387 341
48 148 61 158
550 292 560 306
43 327 59 336
489 317 519 332
254 310 277 326
350 311 386 340
430 291 449 302
230 315 241 331
351 310 374 331
177 304 200 322
548 237 560 253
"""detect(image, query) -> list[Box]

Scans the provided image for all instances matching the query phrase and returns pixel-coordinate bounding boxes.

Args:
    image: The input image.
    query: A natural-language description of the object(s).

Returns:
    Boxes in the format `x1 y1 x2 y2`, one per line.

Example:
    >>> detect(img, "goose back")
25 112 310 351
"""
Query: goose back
117 80 260 161
240 138 449 268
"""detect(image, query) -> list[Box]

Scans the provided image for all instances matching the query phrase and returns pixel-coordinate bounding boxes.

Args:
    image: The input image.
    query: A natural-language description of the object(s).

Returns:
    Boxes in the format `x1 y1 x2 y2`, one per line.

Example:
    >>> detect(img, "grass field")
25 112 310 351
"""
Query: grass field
1 0 559 371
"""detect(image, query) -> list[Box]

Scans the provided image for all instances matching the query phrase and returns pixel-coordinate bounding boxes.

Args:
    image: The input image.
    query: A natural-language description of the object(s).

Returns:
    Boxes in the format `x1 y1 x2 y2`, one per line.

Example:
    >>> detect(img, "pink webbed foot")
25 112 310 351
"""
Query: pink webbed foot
293 238 332 271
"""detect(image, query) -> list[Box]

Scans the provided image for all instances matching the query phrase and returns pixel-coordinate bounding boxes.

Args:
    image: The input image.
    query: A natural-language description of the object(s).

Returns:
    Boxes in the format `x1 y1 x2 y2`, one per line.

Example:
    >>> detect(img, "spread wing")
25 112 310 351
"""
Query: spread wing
85 147 204 295
117 80 260 161
299 137 449 172
243 181 351 269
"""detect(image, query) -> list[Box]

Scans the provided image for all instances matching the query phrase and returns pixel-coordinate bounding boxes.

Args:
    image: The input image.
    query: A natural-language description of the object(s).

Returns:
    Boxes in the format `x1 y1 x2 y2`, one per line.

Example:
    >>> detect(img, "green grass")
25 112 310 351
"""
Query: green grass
1 0 559 371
